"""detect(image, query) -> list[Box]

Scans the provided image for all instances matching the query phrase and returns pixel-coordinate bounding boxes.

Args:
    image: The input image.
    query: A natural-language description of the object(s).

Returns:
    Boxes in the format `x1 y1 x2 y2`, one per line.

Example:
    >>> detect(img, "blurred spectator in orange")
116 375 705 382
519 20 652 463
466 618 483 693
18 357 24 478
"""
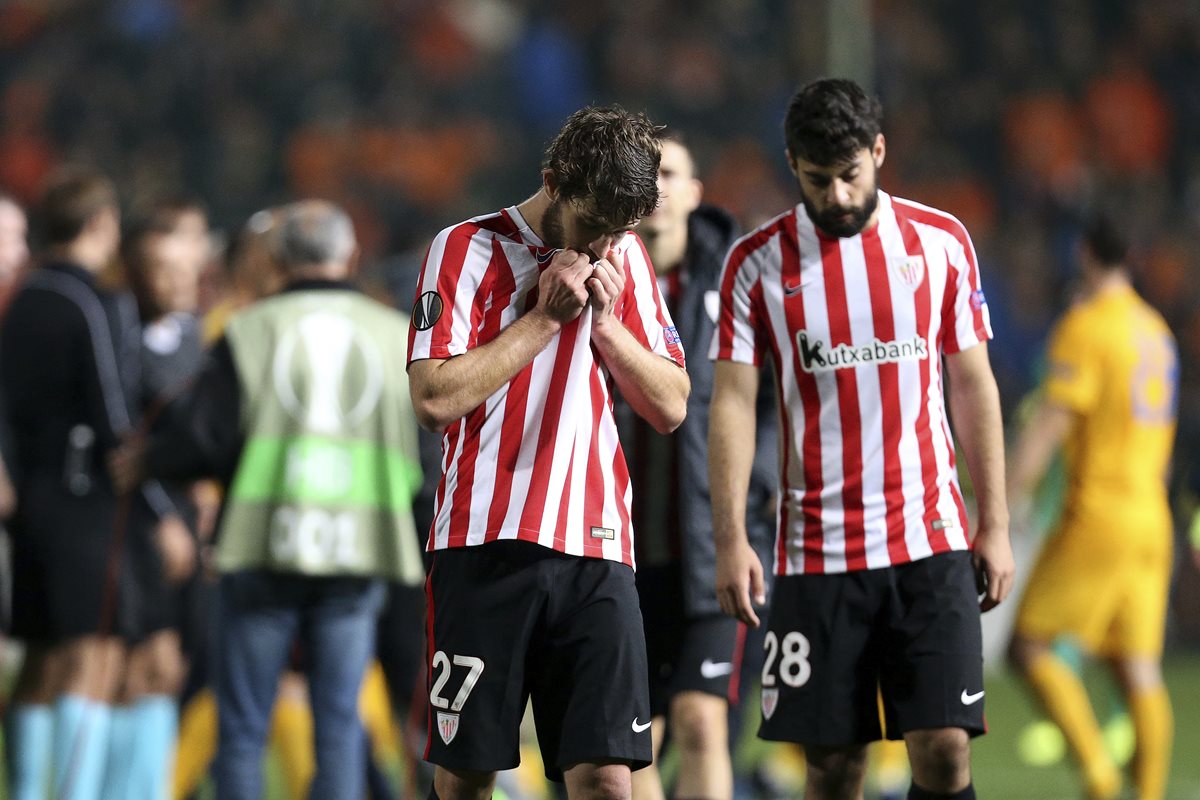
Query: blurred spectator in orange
0 80 57 204
1084 50 1173 177
1003 92 1087 198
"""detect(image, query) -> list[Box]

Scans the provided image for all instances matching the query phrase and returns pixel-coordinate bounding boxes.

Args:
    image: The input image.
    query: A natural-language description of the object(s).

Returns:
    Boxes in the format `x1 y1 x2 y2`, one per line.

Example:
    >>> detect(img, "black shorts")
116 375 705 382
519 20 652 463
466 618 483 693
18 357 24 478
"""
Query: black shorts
637 562 747 717
759 551 985 746
10 525 126 642
122 518 179 643
424 540 652 781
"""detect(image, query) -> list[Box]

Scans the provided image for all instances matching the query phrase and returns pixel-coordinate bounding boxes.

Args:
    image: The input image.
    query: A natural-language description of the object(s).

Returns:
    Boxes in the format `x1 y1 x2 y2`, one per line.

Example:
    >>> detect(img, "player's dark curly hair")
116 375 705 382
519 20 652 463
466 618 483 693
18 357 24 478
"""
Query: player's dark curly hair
784 78 883 167
543 105 662 226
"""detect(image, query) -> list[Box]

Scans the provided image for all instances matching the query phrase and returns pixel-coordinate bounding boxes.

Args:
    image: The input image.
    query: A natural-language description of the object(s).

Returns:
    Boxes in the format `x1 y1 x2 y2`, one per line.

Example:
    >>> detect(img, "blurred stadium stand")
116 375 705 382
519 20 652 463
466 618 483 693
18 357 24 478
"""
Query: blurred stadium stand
0 0 1198 642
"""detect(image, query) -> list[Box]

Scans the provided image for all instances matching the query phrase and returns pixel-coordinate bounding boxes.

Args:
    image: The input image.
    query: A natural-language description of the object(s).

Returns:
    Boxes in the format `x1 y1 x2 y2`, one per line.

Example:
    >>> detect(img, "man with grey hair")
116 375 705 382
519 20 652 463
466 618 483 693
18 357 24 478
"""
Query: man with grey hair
111 199 426 799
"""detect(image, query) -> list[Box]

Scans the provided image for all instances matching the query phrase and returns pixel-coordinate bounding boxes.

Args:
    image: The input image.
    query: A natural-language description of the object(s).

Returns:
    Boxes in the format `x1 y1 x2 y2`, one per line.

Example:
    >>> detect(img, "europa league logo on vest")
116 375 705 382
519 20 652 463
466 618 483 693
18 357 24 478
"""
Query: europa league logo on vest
272 310 385 434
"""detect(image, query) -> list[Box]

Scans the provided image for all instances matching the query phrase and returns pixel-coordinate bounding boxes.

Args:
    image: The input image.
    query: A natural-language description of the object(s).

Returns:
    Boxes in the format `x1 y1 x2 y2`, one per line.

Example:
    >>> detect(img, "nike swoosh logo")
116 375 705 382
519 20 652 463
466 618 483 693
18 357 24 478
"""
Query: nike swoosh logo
783 281 805 296
961 689 985 705
632 718 651 733
700 659 734 679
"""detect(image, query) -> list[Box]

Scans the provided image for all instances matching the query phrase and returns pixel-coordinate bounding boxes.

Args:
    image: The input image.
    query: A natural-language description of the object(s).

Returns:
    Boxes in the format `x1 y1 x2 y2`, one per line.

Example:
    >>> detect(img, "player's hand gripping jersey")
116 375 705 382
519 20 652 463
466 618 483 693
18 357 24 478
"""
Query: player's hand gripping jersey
407 207 685 566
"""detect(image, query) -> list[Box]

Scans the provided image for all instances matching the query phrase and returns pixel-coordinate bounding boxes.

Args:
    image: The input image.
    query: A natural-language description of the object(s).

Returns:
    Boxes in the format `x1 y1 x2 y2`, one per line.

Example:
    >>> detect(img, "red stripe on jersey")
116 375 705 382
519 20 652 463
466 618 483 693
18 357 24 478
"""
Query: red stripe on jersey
423 568 436 759
518 319 582 544
447 404 486 548
892 199 986 351
778 213 825 573
614 442 634 567
554 442 576 551
862 227 910 564
818 233 867 570
495 208 523 237
940 262 960 353
715 223 779 359
428 422 459 550
583 370 607 559
896 213 949 553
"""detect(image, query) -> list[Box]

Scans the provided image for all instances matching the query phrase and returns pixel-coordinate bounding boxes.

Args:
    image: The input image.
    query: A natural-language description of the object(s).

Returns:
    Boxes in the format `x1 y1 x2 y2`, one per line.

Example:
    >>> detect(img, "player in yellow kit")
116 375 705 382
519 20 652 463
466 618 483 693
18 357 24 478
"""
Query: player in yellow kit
1007 212 1177 800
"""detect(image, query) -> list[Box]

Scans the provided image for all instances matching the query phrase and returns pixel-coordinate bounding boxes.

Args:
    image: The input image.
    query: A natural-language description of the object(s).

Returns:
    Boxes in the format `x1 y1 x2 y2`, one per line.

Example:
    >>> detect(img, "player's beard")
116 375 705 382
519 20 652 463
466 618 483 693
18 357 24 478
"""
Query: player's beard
540 198 567 250
802 175 879 238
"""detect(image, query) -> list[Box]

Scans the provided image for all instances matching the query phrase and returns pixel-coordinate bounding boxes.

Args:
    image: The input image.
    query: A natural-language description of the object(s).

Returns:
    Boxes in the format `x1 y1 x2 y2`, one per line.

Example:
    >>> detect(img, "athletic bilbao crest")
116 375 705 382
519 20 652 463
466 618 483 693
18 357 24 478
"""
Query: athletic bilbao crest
761 687 779 720
437 711 460 745
890 255 925 289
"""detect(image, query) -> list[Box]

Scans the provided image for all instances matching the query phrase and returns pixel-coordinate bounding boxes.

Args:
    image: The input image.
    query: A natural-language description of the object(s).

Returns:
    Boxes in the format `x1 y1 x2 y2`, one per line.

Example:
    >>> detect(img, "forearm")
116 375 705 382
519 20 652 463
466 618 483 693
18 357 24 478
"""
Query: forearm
592 319 689 434
708 365 759 548
949 371 1008 530
410 309 561 430
1008 400 1073 501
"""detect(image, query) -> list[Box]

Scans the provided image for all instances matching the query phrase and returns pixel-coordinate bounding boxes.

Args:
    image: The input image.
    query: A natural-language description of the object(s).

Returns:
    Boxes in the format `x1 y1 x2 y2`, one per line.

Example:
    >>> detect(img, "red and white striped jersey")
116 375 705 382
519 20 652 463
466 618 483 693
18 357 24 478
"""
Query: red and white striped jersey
407 206 686 567
710 191 992 576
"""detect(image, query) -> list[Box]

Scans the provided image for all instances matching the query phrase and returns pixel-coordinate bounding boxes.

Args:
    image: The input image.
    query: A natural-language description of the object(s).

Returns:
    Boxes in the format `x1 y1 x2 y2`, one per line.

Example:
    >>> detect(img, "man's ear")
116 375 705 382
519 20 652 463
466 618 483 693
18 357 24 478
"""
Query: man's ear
688 178 704 212
784 148 801 179
873 133 886 170
542 168 559 201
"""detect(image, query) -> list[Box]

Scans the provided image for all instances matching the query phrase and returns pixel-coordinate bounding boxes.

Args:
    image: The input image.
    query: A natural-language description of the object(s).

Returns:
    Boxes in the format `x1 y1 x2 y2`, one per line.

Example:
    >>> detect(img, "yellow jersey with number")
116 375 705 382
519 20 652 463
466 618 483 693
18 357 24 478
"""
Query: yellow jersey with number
1042 283 1177 555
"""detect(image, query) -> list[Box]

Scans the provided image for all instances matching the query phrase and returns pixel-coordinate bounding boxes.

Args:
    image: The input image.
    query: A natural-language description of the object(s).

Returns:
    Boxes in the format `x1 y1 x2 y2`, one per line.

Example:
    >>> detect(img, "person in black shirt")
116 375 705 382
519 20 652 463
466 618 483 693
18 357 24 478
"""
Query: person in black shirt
1 169 183 800
104 216 208 798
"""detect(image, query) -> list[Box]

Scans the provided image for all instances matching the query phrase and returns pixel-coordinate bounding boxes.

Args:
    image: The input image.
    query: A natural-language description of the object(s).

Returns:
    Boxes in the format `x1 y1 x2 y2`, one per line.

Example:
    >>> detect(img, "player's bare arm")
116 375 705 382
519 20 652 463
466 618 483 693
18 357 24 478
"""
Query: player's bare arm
588 245 690 434
708 360 766 627
945 342 1015 612
409 249 593 431
1007 399 1074 513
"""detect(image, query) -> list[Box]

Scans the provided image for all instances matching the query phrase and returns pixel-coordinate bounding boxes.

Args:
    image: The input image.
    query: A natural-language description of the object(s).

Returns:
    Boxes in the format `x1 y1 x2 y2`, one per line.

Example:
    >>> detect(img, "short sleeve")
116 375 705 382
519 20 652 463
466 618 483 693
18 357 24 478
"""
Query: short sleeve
407 224 488 365
1042 313 1101 413
939 222 993 354
618 234 686 367
709 237 764 366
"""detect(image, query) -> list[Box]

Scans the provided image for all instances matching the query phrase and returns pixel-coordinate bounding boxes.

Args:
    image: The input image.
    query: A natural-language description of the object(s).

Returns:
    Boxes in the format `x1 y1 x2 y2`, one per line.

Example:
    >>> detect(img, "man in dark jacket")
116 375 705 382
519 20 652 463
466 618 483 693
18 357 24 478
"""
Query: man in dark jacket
1 168 186 800
622 131 777 800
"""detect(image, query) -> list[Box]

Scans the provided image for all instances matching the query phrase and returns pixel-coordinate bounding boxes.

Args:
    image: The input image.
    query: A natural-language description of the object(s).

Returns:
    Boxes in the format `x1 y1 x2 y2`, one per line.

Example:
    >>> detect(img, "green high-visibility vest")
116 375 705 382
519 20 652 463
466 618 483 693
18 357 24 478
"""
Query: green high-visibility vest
218 288 424 585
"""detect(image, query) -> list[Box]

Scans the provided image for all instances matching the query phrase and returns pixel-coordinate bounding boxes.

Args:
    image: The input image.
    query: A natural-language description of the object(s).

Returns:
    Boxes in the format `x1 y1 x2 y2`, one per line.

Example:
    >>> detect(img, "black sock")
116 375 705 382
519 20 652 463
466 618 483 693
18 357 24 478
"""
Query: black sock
908 783 976 800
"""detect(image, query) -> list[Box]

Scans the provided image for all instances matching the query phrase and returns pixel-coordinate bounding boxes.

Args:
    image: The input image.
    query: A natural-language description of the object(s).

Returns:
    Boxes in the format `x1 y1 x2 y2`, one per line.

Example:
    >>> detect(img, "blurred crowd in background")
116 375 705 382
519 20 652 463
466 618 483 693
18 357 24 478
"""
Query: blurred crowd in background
0 0 1199 642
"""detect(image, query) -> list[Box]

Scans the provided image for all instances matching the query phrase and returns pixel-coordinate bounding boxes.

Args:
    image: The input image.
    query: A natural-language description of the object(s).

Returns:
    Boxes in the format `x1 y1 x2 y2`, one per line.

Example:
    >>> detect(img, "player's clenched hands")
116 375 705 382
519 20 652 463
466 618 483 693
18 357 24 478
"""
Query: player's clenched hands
534 249 592 324
716 538 767 628
972 524 1015 612
587 245 626 332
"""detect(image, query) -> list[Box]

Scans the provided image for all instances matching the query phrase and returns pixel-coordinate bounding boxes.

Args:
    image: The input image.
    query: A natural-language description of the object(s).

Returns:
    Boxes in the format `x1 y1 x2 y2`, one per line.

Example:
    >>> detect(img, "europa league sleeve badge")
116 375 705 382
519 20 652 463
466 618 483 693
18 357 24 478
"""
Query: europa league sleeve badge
412 291 444 331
